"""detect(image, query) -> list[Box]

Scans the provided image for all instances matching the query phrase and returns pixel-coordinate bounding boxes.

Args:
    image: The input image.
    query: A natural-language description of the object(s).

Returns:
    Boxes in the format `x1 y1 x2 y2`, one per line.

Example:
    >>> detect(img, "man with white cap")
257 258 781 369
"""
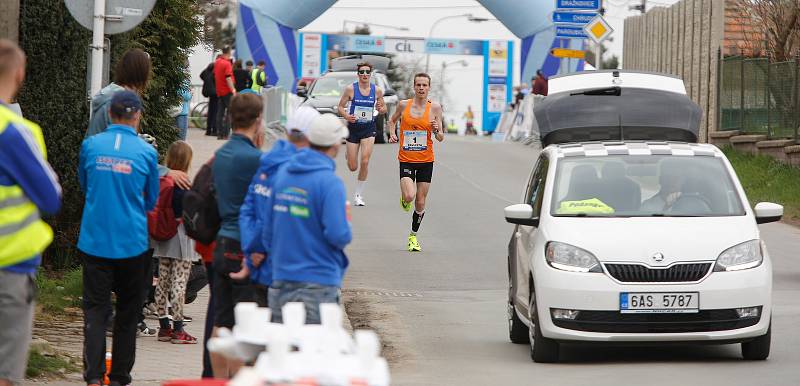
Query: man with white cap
262 113 352 324
236 106 319 304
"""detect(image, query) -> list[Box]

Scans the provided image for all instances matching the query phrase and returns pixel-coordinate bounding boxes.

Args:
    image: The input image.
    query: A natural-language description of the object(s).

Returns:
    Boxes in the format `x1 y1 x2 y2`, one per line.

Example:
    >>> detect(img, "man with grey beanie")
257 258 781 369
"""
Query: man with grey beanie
262 113 352 324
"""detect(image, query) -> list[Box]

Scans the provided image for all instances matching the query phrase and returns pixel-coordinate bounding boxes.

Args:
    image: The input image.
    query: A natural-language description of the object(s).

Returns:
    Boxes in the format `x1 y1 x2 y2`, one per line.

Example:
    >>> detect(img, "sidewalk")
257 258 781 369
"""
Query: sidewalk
25 128 223 386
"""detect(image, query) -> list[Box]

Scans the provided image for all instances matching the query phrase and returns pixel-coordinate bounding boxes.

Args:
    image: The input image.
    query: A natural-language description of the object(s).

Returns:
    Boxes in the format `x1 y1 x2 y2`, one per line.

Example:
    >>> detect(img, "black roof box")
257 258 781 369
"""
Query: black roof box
330 55 390 73
534 74 702 146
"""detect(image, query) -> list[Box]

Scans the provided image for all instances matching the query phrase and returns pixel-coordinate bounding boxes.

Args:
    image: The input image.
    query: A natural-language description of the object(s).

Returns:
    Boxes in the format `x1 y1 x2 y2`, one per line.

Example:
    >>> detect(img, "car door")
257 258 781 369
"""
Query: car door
514 154 549 316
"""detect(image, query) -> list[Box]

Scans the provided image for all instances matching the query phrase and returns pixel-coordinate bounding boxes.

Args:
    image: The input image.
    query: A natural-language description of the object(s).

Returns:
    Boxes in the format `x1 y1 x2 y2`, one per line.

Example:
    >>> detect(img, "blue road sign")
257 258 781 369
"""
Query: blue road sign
555 0 601 11
555 25 588 39
552 11 597 24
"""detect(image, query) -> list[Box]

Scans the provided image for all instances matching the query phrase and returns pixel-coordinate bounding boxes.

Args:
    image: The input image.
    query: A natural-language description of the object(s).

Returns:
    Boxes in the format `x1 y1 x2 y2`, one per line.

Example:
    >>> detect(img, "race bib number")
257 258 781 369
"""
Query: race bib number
354 105 373 123
402 130 428 151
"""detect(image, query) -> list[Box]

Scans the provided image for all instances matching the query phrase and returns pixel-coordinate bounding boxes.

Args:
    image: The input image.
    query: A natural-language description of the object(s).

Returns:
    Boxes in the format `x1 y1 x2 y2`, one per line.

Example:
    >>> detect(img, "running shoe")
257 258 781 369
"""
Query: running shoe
171 330 198 344
407 233 421 252
157 327 174 342
137 322 156 337
400 196 412 212
354 194 366 207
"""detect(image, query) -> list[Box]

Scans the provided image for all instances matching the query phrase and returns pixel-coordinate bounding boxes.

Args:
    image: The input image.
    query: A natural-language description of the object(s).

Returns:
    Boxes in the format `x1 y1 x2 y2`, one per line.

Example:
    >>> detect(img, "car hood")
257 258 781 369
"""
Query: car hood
304 95 340 110
541 215 758 264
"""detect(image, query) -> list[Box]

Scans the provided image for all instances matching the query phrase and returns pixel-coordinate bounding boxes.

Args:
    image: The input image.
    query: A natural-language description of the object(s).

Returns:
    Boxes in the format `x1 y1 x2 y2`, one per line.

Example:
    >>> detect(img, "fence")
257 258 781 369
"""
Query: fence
719 56 800 140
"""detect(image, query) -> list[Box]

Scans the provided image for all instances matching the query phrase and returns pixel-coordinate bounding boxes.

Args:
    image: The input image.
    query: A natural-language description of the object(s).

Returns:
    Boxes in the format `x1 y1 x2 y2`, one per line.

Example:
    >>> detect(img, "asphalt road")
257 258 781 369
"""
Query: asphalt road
338 135 800 386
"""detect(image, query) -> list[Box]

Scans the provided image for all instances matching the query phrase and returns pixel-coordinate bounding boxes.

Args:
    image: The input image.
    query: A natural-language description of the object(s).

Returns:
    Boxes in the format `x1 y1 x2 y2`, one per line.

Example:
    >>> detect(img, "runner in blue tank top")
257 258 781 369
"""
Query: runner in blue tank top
337 61 387 207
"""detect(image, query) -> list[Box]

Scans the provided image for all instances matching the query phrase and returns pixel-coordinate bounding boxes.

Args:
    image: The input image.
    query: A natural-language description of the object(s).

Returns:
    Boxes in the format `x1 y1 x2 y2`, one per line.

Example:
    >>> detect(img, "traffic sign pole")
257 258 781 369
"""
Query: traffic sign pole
90 0 105 99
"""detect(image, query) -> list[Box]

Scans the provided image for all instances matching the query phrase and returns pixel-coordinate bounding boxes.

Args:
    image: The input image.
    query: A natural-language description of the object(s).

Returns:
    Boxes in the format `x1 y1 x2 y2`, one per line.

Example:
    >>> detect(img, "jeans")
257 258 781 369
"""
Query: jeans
176 115 188 141
216 94 232 140
82 251 149 385
206 96 218 136
268 281 340 324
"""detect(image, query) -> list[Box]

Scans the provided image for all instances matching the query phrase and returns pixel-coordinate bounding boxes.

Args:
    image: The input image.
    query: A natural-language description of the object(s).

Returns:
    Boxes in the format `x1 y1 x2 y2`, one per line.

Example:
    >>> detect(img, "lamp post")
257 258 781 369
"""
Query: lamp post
424 14 492 73
342 20 410 34
438 59 468 103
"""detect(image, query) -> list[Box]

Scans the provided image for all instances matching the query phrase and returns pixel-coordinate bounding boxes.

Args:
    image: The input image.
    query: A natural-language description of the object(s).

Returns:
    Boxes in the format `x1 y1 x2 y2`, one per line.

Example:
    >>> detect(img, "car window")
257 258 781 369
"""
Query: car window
550 155 745 217
525 155 549 217
310 73 379 97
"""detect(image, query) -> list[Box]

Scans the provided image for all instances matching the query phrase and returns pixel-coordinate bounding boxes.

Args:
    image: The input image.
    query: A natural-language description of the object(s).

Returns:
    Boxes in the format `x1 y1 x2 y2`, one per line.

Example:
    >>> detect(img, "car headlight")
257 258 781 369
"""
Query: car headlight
714 239 763 272
545 242 602 273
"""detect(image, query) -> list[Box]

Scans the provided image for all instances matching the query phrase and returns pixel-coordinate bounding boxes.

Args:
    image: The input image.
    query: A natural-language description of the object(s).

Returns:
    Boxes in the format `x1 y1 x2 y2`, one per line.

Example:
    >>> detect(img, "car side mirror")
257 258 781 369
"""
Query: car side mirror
504 204 539 227
296 88 307 98
384 89 396 97
754 202 783 224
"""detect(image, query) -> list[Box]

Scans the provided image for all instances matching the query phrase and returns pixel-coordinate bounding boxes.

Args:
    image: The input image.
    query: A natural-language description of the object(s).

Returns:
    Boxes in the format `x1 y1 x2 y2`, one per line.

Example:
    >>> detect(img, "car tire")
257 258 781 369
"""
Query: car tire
741 322 771 360
508 280 529 344
528 287 559 363
375 114 386 144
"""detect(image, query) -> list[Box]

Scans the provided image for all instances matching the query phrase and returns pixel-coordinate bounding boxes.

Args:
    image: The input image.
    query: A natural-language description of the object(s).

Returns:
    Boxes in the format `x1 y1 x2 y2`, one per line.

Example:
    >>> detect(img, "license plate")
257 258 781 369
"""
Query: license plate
620 292 699 313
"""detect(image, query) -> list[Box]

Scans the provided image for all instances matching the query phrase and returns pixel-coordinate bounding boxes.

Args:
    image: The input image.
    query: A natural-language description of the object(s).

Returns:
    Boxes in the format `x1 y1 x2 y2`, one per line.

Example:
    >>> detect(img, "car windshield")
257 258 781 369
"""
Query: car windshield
310 74 378 97
550 155 745 217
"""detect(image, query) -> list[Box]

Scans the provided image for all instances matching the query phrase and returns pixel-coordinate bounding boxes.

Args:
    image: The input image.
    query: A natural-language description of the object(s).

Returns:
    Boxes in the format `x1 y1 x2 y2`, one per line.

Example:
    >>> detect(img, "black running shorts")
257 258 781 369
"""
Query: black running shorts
399 162 434 183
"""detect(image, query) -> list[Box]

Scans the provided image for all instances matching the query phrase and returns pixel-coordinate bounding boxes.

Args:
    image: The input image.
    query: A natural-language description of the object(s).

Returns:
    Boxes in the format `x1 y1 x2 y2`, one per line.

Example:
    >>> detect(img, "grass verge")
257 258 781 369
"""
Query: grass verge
26 350 79 378
36 268 83 316
722 146 800 223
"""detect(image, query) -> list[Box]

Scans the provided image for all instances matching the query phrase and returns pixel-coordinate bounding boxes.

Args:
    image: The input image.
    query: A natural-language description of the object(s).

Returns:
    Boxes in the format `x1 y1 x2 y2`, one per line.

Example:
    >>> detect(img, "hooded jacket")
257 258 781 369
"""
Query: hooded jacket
86 83 125 138
239 140 297 286
262 148 351 287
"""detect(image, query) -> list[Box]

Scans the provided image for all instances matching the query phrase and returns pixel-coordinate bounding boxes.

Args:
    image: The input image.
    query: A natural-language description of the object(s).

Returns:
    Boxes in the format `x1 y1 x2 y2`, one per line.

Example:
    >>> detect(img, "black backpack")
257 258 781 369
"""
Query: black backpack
255 69 267 87
182 158 221 244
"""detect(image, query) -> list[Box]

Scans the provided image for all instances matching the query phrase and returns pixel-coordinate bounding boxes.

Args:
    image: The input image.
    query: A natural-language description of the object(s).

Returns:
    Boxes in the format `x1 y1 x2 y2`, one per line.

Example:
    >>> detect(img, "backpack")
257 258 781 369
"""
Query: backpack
182 158 221 244
255 69 267 87
147 176 180 241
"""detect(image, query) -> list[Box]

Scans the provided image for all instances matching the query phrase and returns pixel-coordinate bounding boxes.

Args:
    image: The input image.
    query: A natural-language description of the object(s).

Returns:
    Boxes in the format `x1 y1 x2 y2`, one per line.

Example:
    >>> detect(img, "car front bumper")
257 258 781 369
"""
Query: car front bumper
534 260 772 342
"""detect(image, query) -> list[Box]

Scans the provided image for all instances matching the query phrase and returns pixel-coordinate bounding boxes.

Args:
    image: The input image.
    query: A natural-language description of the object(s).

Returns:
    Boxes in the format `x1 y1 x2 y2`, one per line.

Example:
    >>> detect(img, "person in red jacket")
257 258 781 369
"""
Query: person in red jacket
213 47 237 140
532 69 548 96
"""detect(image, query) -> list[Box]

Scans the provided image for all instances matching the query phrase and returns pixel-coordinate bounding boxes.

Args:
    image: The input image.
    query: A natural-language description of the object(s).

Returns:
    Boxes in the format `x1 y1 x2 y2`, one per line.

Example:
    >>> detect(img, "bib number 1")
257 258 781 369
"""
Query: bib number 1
402 130 427 151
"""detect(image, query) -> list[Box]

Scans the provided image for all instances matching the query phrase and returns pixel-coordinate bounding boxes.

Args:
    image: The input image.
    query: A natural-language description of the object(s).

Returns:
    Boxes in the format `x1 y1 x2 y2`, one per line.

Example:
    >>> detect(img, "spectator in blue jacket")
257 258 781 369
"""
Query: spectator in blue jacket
236 106 317 302
176 80 192 141
78 90 159 386
263 113 352 324
0 39 62 386
210 93 265 378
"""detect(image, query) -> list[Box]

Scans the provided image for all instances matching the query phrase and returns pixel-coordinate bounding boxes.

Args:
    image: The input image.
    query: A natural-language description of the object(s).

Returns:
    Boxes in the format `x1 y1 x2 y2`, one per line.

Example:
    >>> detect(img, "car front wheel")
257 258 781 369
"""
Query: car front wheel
528 287 559 363
508 279 529 344
741 322 771 360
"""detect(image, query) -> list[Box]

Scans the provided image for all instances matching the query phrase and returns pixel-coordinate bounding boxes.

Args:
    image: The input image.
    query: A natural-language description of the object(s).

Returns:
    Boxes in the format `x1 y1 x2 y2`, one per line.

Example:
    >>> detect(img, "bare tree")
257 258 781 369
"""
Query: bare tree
733 0 800 61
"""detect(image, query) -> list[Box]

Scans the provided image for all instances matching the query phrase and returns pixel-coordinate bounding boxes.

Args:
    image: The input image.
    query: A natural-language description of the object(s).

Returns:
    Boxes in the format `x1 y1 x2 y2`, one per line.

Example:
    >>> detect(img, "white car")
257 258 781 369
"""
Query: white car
504 71 784 363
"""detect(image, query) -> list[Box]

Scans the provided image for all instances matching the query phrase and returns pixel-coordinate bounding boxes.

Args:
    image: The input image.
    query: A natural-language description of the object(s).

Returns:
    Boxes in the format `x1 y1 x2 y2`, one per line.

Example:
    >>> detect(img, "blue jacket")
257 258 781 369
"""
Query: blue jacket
78 124 159 258
263 148 352 287
179 83 192 116
239 140 297 286
213 134 262 241
0 103 62 274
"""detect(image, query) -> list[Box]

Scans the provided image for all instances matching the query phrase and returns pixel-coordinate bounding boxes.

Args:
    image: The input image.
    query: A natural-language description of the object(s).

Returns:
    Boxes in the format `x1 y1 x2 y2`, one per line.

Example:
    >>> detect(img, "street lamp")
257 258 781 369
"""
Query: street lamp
438 59 469 101
424 14 493 73
342 20 410 34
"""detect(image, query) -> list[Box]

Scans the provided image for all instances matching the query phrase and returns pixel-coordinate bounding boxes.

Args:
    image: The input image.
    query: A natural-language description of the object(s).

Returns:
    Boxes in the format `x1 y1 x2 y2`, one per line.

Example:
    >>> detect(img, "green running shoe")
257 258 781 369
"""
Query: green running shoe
407 233 421 252
400 196 412 212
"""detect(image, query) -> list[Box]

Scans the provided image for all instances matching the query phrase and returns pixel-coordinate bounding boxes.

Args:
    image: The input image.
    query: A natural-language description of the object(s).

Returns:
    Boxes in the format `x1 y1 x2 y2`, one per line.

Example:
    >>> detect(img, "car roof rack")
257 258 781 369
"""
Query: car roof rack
535 72 701 146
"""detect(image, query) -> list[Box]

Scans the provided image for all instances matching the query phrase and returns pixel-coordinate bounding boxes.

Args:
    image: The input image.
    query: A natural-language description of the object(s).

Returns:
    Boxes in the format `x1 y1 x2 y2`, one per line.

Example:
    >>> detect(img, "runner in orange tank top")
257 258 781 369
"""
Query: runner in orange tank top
388 72 444 252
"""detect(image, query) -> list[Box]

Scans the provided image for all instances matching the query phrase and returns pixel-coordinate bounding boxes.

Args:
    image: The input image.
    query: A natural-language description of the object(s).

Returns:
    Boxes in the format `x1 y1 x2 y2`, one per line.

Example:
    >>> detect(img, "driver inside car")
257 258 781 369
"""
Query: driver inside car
641 159 686 212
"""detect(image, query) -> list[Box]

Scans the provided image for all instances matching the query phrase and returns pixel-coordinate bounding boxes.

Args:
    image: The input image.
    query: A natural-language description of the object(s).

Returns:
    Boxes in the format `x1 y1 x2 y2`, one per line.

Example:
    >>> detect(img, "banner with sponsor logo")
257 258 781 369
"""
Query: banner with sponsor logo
300 33 323 78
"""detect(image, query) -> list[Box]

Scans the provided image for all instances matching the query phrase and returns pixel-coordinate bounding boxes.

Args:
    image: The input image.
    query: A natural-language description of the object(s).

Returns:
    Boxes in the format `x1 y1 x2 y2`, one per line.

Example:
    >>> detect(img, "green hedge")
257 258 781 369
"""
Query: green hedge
18 0 203 269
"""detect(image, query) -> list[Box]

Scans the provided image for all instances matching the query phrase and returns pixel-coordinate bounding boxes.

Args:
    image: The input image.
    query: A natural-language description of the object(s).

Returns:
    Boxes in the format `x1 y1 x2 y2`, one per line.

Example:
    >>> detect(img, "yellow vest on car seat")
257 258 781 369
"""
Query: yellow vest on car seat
0 105 54 268
557 198 615 215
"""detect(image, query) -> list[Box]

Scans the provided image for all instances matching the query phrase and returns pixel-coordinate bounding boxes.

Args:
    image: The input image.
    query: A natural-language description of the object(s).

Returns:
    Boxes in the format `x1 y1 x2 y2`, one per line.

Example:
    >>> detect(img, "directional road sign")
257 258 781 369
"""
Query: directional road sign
555 0 601 11
550 48 586 59
555 25 589 39
583 14 614 44
552 11 598 24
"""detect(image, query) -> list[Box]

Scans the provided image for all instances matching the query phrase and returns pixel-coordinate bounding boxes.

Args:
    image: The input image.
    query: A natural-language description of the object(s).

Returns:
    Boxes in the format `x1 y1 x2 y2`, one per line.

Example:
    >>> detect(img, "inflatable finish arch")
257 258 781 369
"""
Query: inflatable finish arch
236 0 582 123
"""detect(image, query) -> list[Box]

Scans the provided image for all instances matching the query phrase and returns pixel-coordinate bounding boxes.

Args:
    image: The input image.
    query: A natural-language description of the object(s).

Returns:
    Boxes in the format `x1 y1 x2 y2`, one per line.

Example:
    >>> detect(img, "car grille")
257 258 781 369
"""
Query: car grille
552 309 761 333
604 263 712 283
